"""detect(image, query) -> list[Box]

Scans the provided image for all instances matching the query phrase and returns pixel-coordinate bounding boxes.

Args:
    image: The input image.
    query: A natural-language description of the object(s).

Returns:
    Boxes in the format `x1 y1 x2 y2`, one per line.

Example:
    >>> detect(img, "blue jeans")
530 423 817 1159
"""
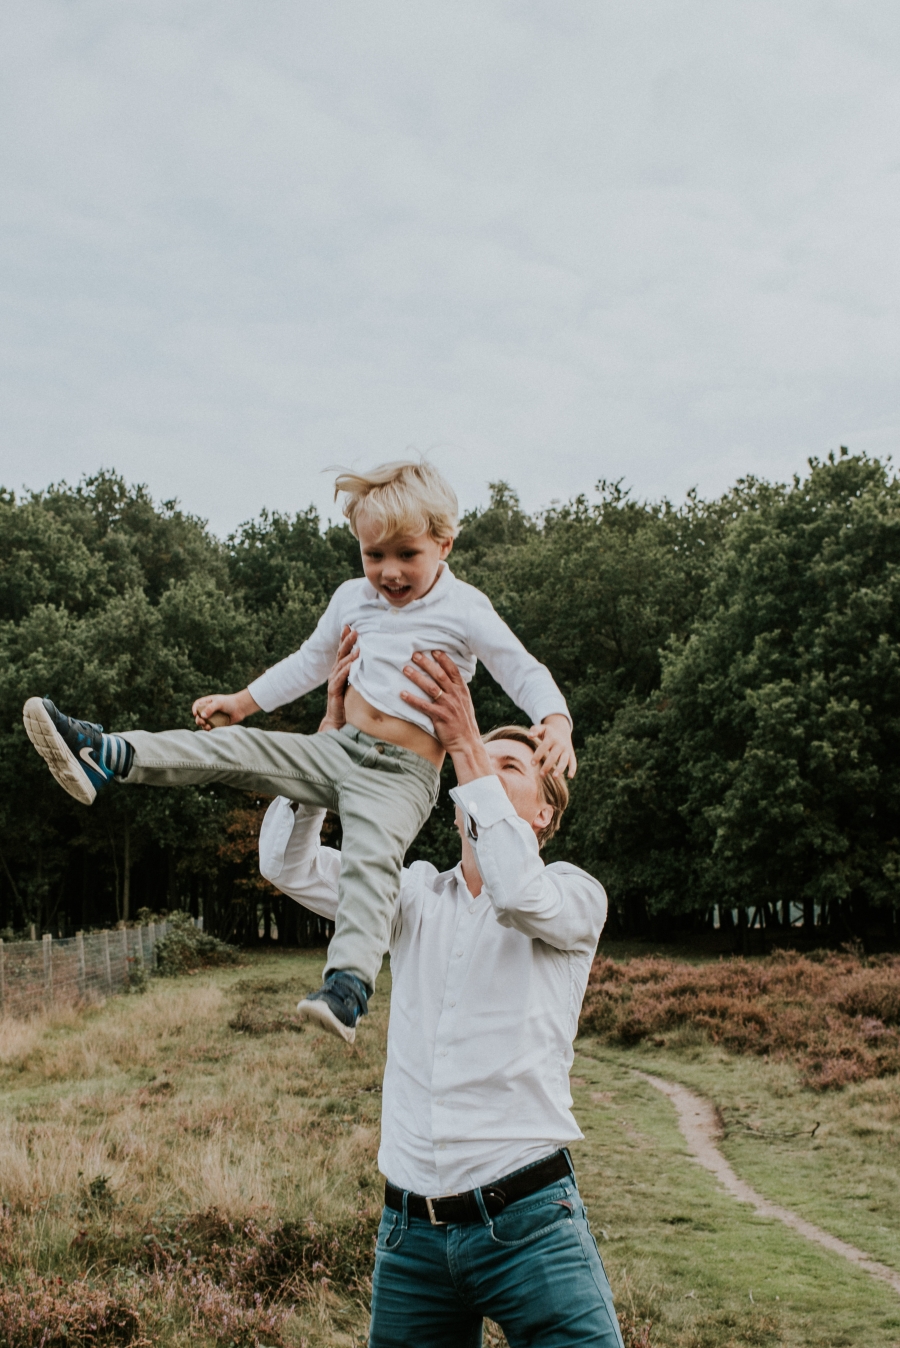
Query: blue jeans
369 1171 625 1347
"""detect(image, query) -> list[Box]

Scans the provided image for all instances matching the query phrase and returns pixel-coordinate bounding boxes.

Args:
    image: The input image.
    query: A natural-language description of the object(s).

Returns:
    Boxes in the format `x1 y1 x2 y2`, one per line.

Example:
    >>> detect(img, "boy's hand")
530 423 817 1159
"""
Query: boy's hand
192 688 261 731
318 626 359 732
530 714 577 778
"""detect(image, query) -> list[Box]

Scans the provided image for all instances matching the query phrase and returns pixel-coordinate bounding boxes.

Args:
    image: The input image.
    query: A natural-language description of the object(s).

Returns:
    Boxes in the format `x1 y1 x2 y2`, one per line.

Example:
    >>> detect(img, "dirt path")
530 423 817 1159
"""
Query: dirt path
636 1070 900 1297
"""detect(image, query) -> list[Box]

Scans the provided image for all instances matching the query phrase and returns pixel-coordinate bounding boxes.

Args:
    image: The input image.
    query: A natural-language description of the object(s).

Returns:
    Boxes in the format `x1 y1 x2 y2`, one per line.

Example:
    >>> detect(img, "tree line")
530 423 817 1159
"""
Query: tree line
1 451 898 948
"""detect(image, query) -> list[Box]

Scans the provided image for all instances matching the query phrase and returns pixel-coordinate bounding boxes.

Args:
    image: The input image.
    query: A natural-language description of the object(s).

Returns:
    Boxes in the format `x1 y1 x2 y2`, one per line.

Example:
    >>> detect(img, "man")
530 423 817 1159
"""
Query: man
259 642 624 1348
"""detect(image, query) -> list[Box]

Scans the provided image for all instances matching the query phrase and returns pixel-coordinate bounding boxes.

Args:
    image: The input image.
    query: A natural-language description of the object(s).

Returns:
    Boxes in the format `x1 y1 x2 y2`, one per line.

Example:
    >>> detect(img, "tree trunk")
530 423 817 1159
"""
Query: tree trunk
737 905 749 955
123 821 131 923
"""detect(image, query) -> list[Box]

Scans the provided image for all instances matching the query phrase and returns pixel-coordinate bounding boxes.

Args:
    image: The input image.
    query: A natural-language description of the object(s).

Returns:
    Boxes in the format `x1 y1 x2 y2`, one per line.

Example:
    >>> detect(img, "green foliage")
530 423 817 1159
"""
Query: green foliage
154 911 240 975
570 452 900 936
1 456 899 944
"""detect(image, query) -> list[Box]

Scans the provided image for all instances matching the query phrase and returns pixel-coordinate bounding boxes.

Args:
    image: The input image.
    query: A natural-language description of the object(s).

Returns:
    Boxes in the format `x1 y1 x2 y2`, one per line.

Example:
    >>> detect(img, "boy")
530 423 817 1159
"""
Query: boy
23 461 575 1041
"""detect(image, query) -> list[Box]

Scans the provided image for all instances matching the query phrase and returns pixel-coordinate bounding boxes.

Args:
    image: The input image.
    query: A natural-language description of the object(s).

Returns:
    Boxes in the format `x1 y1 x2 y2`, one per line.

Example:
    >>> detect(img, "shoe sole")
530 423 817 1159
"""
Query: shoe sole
296 997 356 1044
22 697 97 806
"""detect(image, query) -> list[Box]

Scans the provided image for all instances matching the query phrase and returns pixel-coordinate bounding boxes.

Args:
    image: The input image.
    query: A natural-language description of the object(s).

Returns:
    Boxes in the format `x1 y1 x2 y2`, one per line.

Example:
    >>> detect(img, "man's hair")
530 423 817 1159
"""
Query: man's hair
333 460 459 544
481 725 569 847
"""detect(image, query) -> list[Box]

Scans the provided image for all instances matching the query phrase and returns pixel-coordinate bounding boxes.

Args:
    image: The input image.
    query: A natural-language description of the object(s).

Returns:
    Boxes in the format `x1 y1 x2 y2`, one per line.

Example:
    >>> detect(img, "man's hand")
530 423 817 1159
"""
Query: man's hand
192 688 261 730
318 626 359 732
400 650 492 785
529 714 577 778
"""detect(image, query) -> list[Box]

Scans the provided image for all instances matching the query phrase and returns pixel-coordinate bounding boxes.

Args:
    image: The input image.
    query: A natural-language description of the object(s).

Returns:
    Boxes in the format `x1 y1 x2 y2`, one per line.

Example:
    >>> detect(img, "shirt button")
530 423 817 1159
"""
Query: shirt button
454 950 462 958
449 1000 456 1007
439 1143 446 1151
468 903 476 914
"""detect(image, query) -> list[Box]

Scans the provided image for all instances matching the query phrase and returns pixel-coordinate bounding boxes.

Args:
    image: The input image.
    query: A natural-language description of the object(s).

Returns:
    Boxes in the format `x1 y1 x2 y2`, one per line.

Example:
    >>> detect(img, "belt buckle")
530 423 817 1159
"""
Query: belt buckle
425 1195 451 1226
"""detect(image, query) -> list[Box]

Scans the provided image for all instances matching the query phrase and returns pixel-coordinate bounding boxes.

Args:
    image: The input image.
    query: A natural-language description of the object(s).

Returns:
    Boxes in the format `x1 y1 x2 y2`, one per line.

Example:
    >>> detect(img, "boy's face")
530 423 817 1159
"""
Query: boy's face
356 512 452 607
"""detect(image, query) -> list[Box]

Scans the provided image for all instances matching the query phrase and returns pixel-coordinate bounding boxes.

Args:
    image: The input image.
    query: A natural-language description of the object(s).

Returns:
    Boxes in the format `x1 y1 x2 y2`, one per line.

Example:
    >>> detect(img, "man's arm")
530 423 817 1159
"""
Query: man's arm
400 651 605 954
449 777 606 954
259 797 340 921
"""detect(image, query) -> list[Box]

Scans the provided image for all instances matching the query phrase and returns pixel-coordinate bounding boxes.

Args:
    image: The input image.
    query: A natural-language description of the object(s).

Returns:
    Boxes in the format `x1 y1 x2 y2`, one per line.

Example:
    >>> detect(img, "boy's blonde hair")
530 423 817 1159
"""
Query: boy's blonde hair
334 460 459 544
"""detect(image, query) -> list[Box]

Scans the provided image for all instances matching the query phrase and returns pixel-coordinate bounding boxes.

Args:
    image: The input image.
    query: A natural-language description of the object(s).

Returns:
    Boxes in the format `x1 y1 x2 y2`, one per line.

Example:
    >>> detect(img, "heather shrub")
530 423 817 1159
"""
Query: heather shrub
0 1273 145 1347
580 950 900 1089
154 912 240 976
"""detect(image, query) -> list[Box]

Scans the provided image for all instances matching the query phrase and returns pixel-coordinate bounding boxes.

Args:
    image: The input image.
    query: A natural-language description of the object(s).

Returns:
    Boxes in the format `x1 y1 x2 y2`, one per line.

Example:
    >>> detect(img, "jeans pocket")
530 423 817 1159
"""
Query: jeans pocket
376 1210 406 1252
488 1195 575 1249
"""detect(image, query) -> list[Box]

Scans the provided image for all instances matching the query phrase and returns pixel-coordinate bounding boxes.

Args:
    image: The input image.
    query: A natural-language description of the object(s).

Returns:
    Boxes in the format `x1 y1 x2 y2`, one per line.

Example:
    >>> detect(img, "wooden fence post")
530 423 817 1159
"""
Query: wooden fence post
0 938 5 1015
120 926 129 990
102 930 112 993
43 933 52 1008
148 921 156 969
76 931 85 998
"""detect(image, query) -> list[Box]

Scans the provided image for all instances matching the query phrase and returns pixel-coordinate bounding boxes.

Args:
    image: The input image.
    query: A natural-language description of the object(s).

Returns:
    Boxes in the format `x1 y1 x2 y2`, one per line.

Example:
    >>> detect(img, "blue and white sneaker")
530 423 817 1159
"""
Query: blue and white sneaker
296 972 369 1044
22 697 133 806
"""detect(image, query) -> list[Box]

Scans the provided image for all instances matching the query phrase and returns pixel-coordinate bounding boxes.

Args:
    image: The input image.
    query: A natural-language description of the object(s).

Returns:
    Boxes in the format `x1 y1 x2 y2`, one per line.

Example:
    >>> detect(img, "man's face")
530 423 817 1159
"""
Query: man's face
357 512 452 608
461 738 553 838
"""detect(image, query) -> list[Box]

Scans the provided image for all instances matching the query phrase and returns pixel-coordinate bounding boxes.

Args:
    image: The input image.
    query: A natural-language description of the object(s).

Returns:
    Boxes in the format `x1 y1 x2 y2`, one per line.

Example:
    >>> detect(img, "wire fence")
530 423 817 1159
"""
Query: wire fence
0 921 175 1019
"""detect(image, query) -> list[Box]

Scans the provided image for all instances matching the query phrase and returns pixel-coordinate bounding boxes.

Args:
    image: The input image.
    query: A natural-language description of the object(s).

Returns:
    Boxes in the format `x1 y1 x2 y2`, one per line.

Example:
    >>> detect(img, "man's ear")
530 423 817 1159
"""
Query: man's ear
440 537 454 560
532 802 553 837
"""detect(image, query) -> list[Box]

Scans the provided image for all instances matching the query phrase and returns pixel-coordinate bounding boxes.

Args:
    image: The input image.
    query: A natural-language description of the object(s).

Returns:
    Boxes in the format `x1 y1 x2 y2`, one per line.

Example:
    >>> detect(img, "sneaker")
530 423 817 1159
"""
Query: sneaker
296 972 369 1044
22 697 132 806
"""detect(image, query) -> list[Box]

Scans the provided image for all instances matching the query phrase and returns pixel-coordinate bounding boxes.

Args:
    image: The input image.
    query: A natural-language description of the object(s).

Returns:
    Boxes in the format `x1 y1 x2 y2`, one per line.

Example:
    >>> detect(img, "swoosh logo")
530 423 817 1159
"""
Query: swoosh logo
79 745 101 772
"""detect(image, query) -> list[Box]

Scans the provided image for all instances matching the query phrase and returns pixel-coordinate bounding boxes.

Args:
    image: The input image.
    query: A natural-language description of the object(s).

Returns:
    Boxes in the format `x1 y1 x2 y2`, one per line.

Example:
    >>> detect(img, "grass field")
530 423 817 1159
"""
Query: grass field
1 949 899 1347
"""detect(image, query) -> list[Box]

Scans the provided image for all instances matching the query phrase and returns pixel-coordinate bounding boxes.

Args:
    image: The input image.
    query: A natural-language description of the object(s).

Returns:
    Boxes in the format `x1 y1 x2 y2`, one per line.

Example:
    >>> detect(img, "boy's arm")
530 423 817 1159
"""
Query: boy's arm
466 593 576 776
195 587 349 728
247 586 347 713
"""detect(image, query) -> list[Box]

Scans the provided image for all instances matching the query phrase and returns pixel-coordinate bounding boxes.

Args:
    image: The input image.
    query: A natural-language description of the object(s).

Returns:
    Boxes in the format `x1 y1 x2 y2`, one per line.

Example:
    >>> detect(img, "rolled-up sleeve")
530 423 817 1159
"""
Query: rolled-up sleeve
259 797 341 921
449 776 606 955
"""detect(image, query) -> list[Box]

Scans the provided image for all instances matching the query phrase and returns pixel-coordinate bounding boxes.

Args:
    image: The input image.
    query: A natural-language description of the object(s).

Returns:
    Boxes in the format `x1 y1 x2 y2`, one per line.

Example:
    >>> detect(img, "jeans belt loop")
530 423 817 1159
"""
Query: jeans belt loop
401 1188 410 1230
473 1186 492 1226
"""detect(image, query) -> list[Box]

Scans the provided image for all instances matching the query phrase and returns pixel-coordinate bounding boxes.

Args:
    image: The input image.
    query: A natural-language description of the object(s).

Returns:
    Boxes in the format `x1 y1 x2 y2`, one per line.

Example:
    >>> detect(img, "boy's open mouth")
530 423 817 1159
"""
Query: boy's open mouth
382 583 412 600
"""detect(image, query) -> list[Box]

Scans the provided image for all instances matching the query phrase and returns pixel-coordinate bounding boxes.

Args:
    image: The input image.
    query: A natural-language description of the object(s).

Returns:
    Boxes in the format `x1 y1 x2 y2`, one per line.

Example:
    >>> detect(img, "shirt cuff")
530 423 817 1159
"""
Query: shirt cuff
532 700 572 728
449 775 518 829
247 672 278 714
258 797 295 877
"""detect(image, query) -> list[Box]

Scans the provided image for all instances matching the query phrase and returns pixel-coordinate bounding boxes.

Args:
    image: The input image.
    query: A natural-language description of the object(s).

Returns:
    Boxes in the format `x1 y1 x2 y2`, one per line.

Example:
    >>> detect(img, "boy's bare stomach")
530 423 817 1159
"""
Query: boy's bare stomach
345 687 445 769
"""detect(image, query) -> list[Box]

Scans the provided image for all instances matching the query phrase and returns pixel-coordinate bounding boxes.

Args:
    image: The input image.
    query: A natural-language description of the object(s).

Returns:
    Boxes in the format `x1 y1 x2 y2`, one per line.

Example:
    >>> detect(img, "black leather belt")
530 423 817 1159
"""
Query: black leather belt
384 1149 572 1226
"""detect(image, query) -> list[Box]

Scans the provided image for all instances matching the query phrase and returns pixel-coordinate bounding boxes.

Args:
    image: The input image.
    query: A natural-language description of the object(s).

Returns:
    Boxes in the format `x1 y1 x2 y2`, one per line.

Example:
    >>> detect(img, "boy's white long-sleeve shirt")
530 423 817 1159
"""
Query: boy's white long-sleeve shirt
259 775 607 1196
247 564 570 733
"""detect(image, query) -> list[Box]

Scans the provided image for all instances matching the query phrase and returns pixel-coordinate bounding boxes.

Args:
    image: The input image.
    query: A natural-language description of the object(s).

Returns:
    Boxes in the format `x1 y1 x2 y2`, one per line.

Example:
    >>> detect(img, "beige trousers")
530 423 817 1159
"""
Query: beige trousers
123 723 440 992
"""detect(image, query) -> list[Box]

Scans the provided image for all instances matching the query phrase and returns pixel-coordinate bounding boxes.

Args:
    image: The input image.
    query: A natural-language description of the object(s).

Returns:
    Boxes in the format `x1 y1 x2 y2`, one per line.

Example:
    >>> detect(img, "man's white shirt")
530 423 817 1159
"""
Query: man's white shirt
247 564 570 735
260 773 607 1196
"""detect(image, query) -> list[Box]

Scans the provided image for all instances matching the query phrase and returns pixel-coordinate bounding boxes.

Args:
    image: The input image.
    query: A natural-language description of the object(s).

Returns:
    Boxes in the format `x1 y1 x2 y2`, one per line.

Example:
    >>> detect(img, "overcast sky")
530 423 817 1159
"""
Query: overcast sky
1 1 899 537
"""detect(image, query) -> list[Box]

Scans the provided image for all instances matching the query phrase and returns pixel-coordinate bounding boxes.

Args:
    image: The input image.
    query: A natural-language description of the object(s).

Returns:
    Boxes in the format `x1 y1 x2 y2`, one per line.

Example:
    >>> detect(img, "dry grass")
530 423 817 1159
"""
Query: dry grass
580 948 900 1088
0 955 383 1346
3 949 899 1346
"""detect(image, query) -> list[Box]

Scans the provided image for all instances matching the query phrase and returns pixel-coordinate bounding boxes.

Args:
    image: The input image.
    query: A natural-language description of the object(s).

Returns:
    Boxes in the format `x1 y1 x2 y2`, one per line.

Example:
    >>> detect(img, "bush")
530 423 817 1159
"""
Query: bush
154 912 239 976
579 949 900 1089
0 1273 145 1347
